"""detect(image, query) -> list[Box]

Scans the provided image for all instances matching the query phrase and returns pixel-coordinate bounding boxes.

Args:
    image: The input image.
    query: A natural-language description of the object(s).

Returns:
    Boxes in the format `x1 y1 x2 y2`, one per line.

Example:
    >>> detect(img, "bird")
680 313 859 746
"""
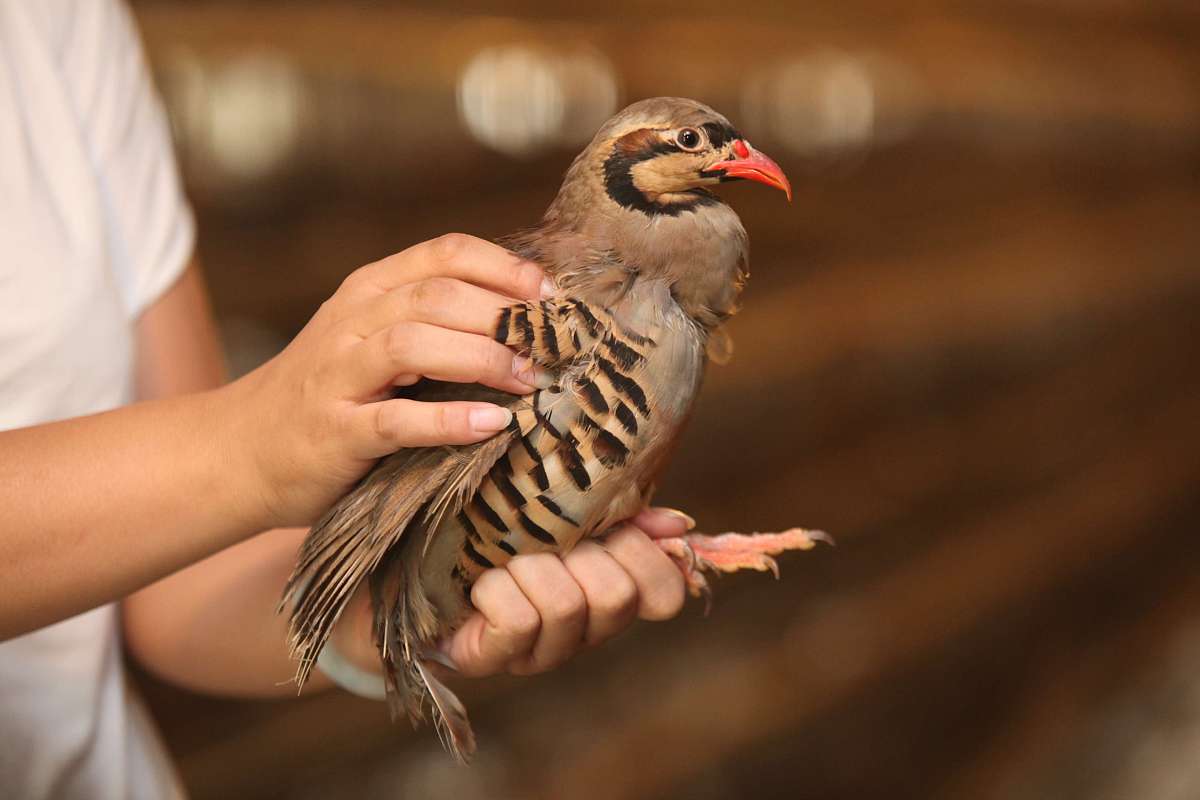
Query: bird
282 97 828 762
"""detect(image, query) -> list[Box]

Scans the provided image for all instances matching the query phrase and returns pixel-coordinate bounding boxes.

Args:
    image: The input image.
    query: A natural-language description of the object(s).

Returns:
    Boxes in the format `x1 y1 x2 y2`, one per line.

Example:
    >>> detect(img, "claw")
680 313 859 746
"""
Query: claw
655 537 711 603
698 581 714 617
683 538 698 571
807 529 836 547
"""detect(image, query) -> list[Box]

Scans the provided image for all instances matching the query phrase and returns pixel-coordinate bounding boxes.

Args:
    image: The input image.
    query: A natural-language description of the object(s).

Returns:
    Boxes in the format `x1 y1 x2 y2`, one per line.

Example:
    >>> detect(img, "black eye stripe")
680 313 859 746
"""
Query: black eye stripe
701 122 739 149
602 122 731 217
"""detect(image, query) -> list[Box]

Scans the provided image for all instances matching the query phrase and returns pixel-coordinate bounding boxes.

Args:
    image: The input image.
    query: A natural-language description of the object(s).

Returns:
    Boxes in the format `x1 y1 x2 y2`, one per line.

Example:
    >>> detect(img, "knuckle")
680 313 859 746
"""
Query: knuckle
431 404 459 439
595 580 637 618
503 607 541 641
338 269 364 295
480 341 511 377
314 296 339 323
373 403 401 444
385 322 416 364
410 276 456 309
327 318 361 349
430 232 471 265
461 338 504 381
545 585 587 626
514 261 544 296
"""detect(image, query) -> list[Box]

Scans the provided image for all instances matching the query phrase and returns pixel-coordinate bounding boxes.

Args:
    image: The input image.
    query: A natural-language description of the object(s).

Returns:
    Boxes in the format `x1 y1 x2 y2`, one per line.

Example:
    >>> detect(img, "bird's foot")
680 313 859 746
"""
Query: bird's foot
655 536 714 610
656 528 832 614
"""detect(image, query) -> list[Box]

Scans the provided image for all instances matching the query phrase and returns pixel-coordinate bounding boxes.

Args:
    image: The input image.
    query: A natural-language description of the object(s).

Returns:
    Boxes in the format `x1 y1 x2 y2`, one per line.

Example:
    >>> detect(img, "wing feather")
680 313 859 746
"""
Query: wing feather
281 384 527 689
282 446 461 686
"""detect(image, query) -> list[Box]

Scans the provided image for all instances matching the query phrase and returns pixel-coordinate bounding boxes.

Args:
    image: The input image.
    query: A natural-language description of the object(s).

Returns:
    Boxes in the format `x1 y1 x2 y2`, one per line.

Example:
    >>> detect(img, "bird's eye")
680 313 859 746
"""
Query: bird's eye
676 128 703 151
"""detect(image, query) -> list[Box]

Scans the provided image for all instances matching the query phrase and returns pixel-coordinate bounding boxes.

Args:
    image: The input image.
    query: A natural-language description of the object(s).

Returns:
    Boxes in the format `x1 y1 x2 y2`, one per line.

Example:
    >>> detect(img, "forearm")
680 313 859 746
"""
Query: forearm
122 527 339 697
0 381 267 639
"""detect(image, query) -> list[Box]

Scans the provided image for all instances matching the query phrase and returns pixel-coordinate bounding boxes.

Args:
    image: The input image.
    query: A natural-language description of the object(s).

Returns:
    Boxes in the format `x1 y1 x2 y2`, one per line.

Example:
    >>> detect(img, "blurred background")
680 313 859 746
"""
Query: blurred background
126 1 1200 798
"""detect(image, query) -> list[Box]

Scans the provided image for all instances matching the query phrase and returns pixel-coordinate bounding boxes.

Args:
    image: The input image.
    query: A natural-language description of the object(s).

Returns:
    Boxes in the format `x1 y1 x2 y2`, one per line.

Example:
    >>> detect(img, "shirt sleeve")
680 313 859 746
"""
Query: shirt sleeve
59 0 195 319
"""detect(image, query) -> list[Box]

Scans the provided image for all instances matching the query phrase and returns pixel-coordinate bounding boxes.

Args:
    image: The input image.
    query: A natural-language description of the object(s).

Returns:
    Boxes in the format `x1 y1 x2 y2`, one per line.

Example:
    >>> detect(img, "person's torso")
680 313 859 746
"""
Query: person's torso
0 3 184 797
0 1 135 430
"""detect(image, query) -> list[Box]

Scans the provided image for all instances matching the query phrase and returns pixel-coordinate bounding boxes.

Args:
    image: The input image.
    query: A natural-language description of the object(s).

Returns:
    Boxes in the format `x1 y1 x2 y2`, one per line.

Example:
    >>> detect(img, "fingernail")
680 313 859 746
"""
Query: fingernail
540 277 558 299
512 355 555 389
469 405 512 433
653 507 696 531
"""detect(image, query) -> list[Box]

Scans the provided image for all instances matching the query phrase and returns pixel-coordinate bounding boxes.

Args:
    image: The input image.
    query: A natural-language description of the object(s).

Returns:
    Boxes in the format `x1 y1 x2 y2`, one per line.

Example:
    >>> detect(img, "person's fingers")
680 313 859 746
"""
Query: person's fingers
357 234 545 301
446 569 541 678
561 541 639 647
505 553 587 675
349 321 544 397
602 525 687 621
630 507 694 539
348 399 512 458
349 277 516 339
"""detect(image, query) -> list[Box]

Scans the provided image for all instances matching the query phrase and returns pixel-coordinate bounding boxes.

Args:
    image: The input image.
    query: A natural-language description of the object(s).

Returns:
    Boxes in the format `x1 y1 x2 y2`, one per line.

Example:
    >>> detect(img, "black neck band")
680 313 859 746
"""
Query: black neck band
602 142 720 218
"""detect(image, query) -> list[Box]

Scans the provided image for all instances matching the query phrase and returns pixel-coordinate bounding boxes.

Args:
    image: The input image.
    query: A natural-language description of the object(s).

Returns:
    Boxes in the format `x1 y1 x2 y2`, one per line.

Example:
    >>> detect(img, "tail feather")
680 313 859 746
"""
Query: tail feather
281 386 519 755
281 449 460 687
371 562 477 763
415 658 477 763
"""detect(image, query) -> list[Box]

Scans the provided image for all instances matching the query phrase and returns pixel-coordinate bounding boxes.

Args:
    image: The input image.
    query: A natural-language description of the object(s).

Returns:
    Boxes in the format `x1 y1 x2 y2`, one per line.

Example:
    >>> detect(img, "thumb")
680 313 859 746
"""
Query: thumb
350 399 513 458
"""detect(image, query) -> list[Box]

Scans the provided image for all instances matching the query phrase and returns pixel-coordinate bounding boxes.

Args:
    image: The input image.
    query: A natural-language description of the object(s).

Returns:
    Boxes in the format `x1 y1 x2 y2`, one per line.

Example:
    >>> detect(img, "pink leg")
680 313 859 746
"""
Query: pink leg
656 528 832 613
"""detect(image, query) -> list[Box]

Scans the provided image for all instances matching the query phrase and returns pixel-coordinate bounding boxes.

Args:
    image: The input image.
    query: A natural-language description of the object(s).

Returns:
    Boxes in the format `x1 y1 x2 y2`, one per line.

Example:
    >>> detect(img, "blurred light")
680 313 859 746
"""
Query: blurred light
206 52 304 180
457 46 563 156
162 49 304 183
741 50 926 158
550 48 621 146
743 52 876 156
457 45 618 157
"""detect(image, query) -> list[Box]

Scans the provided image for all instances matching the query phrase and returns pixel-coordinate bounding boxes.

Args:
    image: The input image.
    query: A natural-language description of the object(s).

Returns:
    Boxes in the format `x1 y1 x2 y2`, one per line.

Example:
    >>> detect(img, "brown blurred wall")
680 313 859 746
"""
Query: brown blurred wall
127 2 1200 798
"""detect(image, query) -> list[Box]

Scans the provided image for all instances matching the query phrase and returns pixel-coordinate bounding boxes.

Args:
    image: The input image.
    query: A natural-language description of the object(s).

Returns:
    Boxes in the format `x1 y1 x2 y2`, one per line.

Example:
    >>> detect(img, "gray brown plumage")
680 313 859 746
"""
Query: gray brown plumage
282 97 825 761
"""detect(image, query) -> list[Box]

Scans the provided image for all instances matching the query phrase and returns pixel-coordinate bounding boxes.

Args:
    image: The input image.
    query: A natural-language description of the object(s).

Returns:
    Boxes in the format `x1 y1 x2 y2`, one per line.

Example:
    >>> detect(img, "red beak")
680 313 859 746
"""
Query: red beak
705 140 792 201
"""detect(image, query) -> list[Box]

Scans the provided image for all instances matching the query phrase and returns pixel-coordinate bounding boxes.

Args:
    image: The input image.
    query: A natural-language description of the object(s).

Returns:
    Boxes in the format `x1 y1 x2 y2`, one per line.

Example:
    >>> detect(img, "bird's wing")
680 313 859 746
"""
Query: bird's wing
281 383 521 688
283 296 664 689
281 292 609 688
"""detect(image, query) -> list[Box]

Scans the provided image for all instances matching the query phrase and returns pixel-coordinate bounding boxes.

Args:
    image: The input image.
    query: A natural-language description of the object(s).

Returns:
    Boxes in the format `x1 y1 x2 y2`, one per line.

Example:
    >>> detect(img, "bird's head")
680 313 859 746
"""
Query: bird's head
593 97 791 217
525 97 787 331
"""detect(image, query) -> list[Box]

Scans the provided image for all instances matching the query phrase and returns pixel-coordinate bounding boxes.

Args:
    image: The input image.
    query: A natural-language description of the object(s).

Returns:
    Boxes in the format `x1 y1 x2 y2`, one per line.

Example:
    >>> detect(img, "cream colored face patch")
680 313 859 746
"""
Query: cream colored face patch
629 150 713 201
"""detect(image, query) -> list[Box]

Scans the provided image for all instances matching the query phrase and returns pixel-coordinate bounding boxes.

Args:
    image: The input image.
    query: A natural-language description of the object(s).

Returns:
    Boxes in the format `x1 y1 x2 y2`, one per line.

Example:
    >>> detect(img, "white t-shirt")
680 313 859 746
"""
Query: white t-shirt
0 1 195 797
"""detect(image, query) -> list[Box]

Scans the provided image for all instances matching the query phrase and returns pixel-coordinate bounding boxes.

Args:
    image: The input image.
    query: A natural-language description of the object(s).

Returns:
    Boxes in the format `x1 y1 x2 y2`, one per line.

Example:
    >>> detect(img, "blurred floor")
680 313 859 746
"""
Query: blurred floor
128 2 1200 798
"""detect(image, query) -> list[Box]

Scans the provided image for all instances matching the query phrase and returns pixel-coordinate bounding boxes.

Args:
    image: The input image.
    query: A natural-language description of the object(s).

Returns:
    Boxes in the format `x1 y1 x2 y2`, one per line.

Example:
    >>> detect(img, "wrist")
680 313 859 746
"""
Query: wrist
207 375 283 534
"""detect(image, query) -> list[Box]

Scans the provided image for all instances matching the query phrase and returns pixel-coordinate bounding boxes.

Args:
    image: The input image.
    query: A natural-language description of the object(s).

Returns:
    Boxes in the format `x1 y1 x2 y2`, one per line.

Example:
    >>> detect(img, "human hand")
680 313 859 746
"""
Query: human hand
327 508 691 682
229 234 549 528
443 507 691 677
